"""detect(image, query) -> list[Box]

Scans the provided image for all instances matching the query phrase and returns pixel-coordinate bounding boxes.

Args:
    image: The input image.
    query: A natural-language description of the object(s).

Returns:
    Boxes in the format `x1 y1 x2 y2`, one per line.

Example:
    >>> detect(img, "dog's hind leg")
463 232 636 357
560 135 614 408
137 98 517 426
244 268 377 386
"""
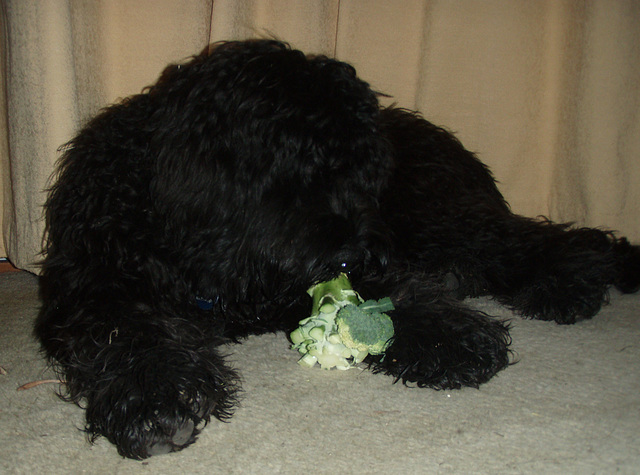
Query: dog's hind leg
394 207 640 324
467 215 640 323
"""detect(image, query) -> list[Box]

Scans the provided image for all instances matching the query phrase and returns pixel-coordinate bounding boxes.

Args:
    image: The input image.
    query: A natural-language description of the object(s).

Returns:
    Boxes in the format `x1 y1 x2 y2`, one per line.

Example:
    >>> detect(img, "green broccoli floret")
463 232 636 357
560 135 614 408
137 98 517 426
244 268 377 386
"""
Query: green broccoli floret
335 298 395 355
290 273 394 370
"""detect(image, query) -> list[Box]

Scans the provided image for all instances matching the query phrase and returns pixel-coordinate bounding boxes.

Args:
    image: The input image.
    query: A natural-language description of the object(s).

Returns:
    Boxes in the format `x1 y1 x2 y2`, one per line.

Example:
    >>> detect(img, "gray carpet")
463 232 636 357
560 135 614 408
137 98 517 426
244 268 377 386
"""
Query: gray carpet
1 271 639 474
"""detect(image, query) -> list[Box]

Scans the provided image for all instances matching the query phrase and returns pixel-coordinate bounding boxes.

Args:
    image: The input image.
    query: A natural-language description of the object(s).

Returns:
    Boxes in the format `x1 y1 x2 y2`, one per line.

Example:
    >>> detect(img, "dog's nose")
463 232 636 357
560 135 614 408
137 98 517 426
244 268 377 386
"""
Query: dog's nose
339 261 352 274
333 246 375 278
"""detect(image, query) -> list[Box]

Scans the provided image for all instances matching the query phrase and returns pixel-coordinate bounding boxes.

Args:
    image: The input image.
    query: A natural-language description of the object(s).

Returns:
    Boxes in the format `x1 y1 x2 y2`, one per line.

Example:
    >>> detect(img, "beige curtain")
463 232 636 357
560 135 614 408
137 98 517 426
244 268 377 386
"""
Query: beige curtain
2 0 639 272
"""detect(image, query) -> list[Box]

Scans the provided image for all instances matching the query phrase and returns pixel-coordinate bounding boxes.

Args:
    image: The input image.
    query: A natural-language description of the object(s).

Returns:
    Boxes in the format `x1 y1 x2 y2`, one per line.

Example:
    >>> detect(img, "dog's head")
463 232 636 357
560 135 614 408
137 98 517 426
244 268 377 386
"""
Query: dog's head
148 40 391 301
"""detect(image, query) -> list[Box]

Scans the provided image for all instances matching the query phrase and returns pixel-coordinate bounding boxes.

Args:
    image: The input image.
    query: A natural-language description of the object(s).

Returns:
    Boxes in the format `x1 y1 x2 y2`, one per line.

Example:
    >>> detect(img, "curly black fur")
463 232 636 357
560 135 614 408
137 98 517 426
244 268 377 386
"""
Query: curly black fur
36 39 640 459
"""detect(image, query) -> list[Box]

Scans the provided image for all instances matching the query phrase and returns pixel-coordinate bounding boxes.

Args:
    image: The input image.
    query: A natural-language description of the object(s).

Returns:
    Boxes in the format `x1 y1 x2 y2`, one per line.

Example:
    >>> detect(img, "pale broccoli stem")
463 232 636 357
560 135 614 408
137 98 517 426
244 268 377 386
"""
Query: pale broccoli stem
308 273 361 317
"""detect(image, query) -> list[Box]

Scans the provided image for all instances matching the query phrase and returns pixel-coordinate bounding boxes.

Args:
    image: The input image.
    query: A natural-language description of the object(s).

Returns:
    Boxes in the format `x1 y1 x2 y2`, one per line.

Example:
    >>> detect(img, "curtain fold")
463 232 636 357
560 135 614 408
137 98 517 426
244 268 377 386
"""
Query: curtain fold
2 1 79 269
2 0 639 272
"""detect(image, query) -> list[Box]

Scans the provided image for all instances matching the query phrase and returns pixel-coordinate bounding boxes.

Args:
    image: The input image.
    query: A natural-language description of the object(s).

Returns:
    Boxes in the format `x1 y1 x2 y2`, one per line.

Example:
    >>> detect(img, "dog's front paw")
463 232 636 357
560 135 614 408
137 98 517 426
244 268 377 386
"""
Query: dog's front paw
75 346 239 459
369 304 512 389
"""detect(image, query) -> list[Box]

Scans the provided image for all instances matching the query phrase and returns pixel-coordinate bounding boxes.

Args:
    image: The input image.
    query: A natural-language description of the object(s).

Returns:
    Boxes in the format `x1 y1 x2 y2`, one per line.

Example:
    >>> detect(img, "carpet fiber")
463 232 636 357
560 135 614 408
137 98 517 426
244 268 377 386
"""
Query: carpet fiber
1 271 639 474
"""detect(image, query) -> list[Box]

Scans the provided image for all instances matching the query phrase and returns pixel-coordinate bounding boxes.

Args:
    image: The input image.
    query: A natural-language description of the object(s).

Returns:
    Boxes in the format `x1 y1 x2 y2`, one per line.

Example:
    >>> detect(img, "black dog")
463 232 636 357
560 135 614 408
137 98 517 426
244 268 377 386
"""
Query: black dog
36 39 640 459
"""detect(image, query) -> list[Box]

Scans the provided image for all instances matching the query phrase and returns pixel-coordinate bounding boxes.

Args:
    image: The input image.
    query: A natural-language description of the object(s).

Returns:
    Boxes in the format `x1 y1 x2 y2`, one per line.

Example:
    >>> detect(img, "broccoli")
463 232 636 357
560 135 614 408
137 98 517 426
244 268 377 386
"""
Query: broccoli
290 273 395 370
335 298 395 355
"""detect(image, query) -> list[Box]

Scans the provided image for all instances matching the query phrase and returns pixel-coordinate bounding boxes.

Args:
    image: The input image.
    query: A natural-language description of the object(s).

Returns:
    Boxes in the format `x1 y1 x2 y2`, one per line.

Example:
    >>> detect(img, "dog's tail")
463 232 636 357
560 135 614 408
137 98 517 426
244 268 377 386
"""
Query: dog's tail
614 237 640 294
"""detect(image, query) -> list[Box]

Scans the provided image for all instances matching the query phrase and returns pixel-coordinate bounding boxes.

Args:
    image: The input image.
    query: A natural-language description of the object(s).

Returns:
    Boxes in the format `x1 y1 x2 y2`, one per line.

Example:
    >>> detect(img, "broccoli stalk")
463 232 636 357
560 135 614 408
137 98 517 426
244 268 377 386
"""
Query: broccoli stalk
290 273 395 370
